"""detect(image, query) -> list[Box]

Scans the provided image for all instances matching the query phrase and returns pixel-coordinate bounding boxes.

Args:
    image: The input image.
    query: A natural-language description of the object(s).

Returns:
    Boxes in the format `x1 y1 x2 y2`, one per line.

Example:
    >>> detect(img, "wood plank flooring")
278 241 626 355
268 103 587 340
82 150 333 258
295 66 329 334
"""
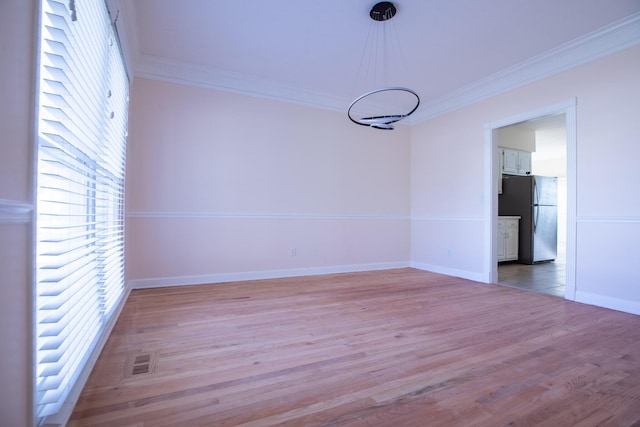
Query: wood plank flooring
69 268 640 426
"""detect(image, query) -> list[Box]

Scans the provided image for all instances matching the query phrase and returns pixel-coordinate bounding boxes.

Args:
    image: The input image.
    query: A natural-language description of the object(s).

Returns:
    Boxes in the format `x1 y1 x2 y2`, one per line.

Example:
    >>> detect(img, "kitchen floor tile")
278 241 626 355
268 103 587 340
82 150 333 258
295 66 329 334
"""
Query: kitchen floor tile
498 252 566 298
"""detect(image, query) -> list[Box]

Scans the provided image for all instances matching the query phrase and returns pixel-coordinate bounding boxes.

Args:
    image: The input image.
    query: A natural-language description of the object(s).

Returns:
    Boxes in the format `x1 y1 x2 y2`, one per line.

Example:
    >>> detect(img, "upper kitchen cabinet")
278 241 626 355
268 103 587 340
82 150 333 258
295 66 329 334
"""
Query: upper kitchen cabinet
497 124 535 176
501 147 532 176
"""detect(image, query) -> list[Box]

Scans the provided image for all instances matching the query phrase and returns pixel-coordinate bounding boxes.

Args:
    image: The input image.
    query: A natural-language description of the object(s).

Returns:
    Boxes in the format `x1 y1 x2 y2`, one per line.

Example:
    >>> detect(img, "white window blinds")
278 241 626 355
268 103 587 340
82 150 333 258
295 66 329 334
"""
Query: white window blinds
36 0 128 420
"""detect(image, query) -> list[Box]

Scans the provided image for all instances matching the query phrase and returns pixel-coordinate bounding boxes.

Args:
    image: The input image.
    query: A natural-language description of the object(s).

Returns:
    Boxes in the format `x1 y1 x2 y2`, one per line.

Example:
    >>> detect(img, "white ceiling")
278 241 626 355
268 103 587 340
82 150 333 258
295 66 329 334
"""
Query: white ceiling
115 0 640 122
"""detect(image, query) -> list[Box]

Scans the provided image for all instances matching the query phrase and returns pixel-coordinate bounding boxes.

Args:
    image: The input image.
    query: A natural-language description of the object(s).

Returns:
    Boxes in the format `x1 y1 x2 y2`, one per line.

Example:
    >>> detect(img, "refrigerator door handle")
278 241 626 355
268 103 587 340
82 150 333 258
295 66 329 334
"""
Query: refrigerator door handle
533 205 538 232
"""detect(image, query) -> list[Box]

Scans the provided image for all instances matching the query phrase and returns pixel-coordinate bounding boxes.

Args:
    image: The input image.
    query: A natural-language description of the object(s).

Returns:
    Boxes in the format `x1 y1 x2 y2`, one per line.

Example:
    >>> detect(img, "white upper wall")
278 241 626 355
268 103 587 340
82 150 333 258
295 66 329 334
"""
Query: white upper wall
127 79 411 217
0 2 34 202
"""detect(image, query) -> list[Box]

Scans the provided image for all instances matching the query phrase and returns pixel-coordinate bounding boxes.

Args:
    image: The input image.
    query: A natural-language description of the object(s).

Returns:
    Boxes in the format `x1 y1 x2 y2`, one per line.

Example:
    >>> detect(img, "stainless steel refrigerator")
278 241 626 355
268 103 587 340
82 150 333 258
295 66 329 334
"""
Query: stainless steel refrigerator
499 175 558 264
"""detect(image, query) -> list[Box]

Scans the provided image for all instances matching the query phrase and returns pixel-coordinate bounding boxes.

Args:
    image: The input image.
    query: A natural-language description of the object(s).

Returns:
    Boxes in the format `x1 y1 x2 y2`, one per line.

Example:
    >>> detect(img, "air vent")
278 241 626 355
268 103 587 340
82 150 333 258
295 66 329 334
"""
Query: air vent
132 354 151 375
124 352 157 378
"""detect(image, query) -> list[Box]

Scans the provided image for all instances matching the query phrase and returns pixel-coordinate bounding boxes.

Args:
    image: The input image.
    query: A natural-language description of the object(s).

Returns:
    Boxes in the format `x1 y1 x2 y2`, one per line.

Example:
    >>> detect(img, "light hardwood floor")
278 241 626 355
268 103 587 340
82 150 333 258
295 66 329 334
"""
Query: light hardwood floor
69 268 640 426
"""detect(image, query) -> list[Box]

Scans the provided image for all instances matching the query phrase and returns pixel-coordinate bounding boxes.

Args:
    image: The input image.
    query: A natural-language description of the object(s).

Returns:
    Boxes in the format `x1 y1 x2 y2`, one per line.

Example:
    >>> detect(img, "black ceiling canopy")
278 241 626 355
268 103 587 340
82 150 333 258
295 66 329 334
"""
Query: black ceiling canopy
369 2 397 22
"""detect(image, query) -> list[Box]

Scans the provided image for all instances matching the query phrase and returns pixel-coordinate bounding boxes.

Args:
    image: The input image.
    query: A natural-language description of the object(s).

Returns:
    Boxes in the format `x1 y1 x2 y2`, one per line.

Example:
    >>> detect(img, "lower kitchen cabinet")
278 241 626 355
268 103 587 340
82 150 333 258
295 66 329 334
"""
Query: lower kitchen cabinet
498 216 520 262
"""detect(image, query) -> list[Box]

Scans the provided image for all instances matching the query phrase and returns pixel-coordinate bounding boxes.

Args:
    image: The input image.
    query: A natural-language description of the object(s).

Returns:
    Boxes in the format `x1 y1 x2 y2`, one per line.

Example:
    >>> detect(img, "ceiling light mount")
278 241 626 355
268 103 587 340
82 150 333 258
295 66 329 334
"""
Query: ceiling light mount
370 2 397 22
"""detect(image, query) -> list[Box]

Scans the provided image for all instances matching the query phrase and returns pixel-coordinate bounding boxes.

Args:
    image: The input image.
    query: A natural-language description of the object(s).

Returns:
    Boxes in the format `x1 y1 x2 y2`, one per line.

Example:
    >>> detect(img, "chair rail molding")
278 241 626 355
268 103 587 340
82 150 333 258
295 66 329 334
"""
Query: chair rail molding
0 199 33 224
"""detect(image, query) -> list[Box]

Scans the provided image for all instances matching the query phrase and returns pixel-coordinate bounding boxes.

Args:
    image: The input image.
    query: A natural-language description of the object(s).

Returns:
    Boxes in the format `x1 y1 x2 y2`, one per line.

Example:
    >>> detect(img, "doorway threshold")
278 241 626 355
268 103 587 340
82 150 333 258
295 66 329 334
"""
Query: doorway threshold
497 250 566 297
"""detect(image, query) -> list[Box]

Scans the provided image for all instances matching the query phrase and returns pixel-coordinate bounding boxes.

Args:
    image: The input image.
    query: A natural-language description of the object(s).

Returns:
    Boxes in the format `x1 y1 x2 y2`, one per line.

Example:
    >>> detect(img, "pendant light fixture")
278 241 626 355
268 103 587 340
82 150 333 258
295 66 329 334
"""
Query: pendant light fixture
348 2 420 130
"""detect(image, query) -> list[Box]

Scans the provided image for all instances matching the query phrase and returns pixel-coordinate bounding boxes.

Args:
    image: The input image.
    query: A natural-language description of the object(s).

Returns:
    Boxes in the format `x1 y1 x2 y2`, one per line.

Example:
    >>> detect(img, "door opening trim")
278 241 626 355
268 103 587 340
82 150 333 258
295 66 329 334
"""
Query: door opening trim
483 99 577 301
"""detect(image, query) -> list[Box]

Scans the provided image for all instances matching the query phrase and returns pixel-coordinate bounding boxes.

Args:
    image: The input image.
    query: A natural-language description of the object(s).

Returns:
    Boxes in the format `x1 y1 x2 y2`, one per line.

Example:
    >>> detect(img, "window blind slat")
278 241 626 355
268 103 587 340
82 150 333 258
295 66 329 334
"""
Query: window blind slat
36 0 128 421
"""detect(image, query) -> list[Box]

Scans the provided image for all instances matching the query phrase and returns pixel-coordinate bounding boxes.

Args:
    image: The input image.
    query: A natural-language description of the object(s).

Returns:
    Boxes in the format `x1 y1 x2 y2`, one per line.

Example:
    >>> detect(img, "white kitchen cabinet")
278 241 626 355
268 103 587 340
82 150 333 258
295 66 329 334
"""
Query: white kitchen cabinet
498 216 520 262
500 148 532 176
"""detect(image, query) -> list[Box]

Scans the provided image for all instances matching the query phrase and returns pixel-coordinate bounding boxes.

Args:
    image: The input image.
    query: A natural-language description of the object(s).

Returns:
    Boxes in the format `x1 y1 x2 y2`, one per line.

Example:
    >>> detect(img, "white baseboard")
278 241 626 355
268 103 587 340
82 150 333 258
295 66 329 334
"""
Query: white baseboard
128 261 411 289
575 290 640 316
410 261 485 283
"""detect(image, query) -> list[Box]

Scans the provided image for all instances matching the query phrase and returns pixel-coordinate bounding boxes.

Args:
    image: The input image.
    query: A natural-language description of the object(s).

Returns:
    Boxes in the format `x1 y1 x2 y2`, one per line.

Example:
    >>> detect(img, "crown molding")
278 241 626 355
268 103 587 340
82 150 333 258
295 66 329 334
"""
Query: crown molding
125 11 640 121
409 11 640 123
134 54 350 112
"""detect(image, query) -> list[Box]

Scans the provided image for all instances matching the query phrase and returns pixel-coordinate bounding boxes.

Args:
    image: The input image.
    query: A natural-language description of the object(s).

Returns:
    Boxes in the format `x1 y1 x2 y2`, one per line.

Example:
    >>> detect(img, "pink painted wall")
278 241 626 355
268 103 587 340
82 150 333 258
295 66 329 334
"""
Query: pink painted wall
128 46 640 314
126 78 411 286
0 0 36 425
411 46 640 312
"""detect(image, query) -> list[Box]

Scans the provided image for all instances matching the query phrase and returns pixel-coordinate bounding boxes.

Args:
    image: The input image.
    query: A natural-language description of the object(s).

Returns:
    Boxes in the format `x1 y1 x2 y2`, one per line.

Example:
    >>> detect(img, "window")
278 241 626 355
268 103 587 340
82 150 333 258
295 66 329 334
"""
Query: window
35 0 128 421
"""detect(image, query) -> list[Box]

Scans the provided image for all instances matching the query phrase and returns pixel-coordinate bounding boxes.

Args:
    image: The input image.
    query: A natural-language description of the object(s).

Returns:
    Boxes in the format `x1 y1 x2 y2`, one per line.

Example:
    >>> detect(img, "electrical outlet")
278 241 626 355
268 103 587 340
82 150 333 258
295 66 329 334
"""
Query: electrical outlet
291 248 297 257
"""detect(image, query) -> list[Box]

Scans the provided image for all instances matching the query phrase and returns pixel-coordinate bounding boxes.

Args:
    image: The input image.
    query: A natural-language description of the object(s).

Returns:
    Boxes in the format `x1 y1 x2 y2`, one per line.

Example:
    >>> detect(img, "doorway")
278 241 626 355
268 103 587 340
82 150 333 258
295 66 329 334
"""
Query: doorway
497 115 567 297
484 99 577 301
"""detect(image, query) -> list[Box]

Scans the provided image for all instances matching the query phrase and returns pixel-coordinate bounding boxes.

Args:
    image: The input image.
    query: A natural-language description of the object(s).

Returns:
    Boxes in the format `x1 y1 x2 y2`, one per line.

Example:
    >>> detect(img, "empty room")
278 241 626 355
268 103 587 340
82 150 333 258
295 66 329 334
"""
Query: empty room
2 1 640 426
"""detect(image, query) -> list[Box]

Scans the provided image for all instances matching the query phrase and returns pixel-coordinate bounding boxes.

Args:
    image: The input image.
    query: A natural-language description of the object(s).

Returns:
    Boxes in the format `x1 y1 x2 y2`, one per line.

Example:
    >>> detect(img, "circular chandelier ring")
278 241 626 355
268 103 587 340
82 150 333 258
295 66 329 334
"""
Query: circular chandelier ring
347 87 421 130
